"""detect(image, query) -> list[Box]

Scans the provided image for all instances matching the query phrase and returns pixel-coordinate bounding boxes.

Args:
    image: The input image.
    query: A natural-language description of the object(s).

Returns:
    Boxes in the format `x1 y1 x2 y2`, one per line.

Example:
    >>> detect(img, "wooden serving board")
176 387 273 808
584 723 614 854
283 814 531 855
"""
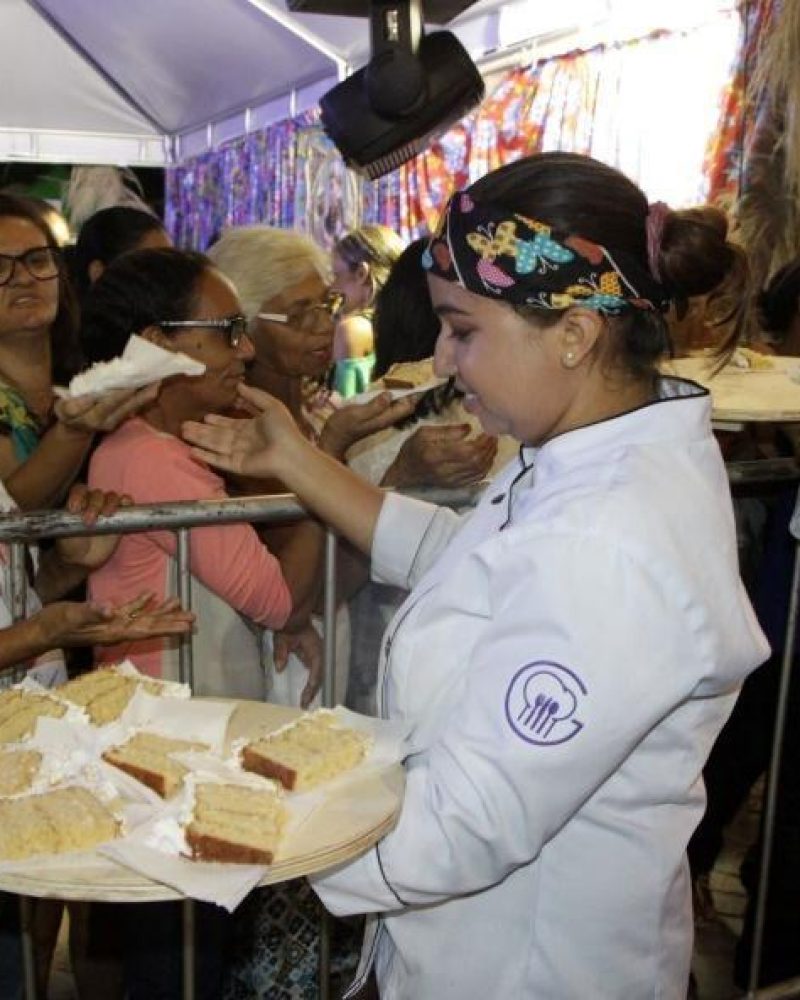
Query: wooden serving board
0 701 404 902
663 355 800 422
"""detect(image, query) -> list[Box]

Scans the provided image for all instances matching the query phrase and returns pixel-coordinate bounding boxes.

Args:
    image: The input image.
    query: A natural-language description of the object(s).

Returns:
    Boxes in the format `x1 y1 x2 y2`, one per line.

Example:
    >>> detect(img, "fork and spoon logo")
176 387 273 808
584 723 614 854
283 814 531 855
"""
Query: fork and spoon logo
504 661 587 746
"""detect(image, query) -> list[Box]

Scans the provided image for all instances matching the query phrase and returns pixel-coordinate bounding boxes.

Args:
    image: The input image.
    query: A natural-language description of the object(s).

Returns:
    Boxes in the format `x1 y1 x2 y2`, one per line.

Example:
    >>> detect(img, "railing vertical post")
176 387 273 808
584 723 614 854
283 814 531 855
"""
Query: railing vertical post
747 534 800 996
182 897 196 1000
175 529 196 1000
175 528 194 689
9 542 37 1000
318 528 338 1000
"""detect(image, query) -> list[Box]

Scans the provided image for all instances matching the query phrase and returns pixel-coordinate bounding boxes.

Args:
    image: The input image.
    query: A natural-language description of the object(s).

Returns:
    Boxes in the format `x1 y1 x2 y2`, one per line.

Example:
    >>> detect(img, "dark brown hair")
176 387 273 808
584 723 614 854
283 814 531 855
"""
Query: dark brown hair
468 153 749 376
0 193 83 383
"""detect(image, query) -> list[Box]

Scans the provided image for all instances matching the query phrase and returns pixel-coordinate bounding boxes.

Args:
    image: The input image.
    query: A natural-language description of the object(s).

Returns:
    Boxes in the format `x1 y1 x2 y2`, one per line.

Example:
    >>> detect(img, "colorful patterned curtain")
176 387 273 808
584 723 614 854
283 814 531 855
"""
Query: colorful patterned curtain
703 0 779 209
166 11 739 248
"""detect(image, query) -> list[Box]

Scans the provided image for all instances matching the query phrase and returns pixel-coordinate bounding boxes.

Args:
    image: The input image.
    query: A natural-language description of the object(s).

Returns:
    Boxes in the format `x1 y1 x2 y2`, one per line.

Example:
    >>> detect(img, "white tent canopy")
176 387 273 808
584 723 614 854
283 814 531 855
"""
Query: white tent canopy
0 0 519 165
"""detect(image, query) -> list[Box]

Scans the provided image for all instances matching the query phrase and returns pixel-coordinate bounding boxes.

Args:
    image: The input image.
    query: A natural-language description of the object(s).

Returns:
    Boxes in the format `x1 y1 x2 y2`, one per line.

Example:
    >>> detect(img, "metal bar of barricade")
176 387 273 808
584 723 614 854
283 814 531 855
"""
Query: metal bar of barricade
8 543 37 1000
182 897 196 1000
175 528 194 689
318 529 337 1000
175 528 196 1000
747 495 800 997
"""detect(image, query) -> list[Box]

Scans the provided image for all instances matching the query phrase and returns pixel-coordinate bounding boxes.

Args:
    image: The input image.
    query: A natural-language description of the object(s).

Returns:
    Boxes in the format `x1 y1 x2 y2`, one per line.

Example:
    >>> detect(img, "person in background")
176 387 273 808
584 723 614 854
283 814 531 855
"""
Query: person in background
329 225 405 398
0 194 155 514
688 258 800 990
81 247 315 702
69 205 171 308
185 151 767 1000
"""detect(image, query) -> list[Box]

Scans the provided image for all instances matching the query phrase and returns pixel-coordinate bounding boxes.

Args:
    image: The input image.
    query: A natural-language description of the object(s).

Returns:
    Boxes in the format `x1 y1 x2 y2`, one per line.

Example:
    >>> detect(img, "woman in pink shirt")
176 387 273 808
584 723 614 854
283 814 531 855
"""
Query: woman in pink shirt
82 248 302 700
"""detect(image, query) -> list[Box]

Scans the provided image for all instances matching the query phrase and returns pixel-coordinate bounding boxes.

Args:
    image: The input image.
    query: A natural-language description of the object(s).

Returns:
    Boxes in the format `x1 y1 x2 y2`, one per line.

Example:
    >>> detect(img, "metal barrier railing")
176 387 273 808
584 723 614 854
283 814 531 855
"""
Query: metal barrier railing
0 476 797 999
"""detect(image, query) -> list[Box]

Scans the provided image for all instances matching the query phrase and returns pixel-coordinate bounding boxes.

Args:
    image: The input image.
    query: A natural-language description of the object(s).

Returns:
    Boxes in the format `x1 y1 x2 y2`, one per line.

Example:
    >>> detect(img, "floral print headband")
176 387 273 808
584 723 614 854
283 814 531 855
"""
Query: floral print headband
422 191 671 315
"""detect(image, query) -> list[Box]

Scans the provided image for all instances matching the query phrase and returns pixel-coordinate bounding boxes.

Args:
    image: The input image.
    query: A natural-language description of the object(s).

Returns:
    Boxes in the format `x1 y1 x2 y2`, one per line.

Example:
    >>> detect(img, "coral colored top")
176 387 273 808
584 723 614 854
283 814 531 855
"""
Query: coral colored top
89 418 291 695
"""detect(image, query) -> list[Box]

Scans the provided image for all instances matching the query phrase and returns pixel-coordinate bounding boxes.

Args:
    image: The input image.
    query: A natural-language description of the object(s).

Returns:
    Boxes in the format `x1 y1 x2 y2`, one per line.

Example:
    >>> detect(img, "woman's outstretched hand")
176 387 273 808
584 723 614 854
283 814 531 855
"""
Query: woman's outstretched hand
35 593 195 649
182 384 303 478
54 383 162 434
318 391 419 460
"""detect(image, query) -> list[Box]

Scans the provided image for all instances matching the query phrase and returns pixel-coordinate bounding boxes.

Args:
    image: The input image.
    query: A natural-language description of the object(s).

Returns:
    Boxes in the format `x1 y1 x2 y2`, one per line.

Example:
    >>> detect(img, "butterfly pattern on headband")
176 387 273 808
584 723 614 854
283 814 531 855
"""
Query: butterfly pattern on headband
422 190 670 314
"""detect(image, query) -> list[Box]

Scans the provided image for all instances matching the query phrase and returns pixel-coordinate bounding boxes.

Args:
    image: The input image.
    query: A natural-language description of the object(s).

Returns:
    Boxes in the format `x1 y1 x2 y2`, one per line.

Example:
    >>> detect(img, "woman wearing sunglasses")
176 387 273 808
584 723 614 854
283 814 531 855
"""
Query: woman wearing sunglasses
80 246 318 705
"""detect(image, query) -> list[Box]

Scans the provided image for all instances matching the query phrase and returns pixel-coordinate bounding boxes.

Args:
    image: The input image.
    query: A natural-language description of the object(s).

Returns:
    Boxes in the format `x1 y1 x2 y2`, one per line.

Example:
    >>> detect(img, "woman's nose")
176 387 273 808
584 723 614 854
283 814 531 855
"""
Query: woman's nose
432 326 454 379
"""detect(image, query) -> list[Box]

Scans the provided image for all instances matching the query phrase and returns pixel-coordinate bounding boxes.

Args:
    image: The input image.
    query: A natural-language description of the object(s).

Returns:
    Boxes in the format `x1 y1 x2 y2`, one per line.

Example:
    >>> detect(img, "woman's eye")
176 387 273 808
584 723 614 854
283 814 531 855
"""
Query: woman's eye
451 327 475 343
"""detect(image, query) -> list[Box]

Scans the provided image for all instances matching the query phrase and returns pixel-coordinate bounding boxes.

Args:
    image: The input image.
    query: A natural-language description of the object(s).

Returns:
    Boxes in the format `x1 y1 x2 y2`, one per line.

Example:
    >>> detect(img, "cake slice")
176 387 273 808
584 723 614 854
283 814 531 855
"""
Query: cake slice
185 782 286 864
0 689 67 744
0 786 119 860
241 711 370 791
103 731 208 798
0 749 42 796
57 668 138 724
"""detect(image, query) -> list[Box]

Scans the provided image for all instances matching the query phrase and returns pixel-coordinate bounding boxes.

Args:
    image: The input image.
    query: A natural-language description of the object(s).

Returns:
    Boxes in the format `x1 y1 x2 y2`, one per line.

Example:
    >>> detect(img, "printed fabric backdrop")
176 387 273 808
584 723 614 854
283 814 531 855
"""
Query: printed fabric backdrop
166 8 746 249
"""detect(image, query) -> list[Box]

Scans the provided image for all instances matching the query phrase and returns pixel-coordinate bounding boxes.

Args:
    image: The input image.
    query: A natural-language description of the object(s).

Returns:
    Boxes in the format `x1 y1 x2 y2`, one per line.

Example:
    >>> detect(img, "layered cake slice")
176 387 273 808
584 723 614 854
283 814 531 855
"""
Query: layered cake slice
57 666 182 725
0 689 66 744
0 749 42 796
241 711 370 791
57 668 139 724
0 786 119 860
103 731 208 798
185 782 286 864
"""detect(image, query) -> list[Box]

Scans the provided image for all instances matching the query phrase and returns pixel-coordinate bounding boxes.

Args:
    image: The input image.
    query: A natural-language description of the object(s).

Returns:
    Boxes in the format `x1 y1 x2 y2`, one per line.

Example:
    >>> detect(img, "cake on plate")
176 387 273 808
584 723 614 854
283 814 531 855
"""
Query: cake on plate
0 786 119 860
241 710 370 791
0 748 42 796
103 731 208 797
0 689 66 744
185 781 286 864
57 666 175 725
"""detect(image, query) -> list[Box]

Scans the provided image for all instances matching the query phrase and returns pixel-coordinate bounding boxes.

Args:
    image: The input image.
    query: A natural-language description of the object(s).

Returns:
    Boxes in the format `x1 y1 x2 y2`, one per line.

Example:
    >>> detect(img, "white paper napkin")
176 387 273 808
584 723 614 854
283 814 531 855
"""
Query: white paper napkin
344 378 445 407
54 335 205 398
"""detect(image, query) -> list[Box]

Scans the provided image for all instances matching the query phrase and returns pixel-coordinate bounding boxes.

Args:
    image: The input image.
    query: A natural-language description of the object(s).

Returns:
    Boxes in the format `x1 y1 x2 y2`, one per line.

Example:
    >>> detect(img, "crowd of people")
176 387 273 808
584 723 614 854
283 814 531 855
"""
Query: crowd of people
0 149 797 998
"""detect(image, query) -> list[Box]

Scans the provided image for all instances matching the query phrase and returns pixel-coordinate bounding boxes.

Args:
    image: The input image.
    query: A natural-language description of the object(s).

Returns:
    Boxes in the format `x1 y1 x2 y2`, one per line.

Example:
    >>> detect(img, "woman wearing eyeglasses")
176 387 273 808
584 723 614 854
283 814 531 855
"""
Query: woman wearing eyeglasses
0 195 159 515
80 246 315 704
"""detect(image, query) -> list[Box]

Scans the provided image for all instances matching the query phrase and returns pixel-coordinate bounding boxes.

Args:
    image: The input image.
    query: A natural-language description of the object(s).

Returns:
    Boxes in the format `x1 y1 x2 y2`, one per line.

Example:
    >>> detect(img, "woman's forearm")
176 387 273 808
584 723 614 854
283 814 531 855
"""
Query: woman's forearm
274 438 385 557
4 423 93 511
0 615 52 669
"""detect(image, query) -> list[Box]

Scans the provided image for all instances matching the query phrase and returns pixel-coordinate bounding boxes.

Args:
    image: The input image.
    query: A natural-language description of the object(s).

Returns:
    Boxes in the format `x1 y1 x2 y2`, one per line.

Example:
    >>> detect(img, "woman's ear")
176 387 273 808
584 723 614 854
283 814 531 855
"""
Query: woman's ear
355 261 371 287
87 259 105 285
139 325 174 350
559 308 604 369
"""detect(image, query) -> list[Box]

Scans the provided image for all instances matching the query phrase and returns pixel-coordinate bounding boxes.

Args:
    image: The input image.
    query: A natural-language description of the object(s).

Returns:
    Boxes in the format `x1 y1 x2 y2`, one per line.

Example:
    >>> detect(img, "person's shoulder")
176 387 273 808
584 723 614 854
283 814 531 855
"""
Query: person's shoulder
336 314 374 357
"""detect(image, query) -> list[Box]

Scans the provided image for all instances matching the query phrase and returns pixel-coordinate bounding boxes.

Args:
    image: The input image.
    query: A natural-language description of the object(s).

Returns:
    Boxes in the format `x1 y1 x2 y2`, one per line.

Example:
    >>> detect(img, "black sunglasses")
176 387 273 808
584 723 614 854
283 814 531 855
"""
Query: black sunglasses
157 315 248 349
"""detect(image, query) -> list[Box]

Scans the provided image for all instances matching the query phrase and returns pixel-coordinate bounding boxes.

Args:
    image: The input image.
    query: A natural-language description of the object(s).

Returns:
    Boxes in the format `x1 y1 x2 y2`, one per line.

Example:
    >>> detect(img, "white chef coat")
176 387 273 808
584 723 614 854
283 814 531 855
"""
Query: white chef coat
311 378 769 1000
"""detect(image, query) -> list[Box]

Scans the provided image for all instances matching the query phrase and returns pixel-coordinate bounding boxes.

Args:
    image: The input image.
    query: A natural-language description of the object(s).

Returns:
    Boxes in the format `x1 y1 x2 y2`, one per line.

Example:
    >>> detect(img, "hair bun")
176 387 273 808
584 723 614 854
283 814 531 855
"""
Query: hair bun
657 206 742 299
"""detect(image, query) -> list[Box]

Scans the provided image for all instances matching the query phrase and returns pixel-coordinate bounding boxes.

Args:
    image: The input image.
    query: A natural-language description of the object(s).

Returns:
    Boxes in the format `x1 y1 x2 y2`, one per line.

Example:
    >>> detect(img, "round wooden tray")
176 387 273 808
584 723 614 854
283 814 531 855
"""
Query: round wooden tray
663 355 800 423
0 701 404 902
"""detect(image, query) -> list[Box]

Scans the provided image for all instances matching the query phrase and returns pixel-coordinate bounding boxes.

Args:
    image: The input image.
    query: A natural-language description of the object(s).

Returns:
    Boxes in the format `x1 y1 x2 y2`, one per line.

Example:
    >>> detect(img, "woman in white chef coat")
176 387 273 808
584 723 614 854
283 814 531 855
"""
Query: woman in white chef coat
184 152 770 1000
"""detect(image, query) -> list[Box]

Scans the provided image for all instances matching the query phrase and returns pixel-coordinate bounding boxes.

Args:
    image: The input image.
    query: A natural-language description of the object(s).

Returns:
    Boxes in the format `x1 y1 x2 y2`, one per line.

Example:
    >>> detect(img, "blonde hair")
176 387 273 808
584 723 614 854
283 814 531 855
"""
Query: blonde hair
334 224 405 305
208 226 330 320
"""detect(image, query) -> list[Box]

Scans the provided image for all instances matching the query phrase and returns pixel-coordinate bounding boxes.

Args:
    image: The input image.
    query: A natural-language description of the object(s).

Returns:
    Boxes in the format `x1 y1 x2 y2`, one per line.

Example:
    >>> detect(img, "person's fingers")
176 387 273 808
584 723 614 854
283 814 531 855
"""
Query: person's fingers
76 488 108 526
114 592 155 618
202 414 241 429
65 483 89 514
237 383 274 411
188 447 239 473
273 633 289 672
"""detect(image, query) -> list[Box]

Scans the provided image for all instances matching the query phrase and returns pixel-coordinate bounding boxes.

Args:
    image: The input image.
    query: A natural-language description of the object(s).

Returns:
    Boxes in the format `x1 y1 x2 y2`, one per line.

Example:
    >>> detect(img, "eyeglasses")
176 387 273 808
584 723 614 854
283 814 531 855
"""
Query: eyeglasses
0 246 61 287
158 315 249 349
258 293 341 334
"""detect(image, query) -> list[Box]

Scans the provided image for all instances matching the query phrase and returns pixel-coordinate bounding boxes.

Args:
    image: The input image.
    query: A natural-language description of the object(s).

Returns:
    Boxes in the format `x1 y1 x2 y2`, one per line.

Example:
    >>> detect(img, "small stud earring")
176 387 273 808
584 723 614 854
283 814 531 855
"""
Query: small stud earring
563 351 577 367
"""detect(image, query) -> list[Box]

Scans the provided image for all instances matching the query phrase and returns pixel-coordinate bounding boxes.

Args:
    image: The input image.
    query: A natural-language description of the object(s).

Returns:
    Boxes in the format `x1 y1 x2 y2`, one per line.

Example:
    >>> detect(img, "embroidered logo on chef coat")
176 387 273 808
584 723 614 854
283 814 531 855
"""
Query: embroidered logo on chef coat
505 661 586 746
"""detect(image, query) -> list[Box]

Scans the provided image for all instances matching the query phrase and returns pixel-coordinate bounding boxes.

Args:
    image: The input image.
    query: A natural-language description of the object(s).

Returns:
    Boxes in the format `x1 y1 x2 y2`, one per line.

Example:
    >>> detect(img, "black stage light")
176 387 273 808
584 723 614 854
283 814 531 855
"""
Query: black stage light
316 1 485 178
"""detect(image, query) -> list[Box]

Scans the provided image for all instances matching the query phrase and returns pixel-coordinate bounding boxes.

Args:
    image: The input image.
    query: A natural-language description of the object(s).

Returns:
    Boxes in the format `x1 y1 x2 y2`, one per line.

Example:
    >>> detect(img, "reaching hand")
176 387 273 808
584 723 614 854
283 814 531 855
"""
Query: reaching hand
318 392 419 460
55 485 133 570
382 424 497 489
54 383 161 434
182 383 304 478
34 593 195 649
273 621 324 709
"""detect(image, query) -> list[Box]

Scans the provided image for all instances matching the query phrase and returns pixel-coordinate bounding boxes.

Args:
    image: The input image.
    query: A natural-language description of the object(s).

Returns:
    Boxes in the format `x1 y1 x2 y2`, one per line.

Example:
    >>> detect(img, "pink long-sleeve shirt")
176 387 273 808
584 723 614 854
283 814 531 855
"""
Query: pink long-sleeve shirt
89 418 291 683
